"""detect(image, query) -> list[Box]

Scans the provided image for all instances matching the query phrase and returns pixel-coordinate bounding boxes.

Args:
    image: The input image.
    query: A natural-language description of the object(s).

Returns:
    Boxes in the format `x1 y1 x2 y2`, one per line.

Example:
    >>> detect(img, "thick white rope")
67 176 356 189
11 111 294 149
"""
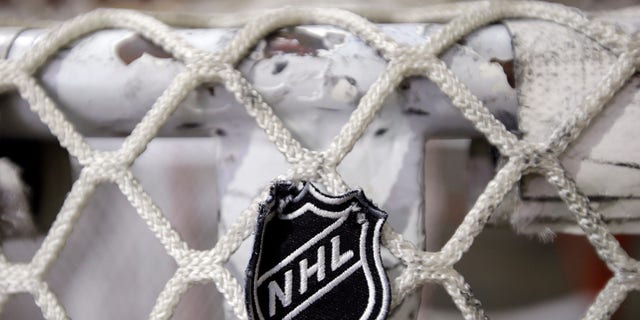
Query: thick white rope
0 1 638 319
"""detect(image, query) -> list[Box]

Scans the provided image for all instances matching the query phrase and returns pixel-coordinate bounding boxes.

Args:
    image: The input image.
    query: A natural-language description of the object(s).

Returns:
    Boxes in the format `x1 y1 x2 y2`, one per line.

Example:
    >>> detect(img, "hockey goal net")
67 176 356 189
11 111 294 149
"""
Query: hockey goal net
0 1 638 319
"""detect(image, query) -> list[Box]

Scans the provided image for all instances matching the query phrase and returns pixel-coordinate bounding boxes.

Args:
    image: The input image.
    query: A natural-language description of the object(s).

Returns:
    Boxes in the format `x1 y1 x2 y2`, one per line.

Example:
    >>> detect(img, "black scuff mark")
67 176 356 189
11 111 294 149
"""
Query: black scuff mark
345 76 357 86
494 109 521 137
586 158 640 170
374 128 388 136
214 128 227 137
490 58 516 89
399 79 411 91
272 61 288 75
178 122 202 130
316 106 342 111
398 78 430 116
404 107 430 116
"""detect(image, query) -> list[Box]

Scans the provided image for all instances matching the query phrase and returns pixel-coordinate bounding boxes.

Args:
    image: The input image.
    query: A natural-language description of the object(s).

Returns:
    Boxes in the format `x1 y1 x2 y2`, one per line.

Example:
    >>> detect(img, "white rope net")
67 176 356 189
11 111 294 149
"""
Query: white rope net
0 1 638 319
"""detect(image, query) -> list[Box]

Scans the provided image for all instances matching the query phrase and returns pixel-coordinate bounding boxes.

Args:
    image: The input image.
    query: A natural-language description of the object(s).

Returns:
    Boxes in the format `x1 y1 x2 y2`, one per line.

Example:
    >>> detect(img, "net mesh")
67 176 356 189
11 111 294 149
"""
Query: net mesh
0 1 638 319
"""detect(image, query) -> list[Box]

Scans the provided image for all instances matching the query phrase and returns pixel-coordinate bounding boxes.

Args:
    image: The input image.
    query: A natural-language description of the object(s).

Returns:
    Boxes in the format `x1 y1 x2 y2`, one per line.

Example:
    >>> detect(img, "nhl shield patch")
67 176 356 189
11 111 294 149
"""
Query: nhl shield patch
246 181 390 320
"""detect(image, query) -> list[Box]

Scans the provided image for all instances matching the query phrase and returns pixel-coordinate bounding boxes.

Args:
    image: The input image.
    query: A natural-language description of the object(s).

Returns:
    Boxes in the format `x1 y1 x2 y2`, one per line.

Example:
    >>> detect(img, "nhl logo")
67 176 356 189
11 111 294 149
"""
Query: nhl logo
246 181 390 320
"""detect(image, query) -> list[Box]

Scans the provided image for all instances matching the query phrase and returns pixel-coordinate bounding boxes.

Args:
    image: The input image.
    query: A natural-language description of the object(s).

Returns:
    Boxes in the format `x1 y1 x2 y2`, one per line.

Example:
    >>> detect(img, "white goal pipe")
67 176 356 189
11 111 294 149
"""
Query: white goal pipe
0 24 517 139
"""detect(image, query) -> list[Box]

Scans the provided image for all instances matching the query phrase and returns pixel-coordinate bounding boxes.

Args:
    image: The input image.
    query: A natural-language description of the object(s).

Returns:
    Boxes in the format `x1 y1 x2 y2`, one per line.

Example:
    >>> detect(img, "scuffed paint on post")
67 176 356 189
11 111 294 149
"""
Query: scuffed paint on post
0 22 517 319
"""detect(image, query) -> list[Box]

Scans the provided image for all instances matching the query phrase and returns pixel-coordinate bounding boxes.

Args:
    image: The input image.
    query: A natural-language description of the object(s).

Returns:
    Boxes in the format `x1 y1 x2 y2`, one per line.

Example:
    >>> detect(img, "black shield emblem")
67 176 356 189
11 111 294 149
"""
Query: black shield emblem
246 181 390 320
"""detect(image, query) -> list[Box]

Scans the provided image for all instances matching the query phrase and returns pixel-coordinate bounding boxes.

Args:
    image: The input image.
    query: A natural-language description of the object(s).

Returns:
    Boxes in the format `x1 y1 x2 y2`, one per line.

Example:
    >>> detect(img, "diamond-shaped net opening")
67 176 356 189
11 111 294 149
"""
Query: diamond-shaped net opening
457 230 606 316
0 1 639 319
423 138 499 253
44 183 175 319
130 138 223 251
